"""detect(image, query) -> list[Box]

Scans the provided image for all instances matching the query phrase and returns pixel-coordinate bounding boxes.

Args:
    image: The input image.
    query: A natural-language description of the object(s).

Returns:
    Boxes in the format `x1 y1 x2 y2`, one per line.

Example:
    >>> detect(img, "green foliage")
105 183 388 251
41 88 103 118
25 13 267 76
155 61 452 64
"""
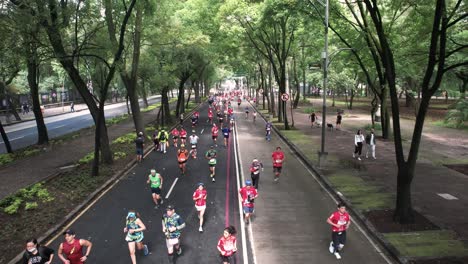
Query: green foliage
0 183 53 214
112 133 137 144
364 123 382 131
24 202 38 210
0 154 13 166
444 99 468 128
303 107 316 114
106 114 129 125
141 103 161 113
78 152 94 164
4 198 22 215
24 149 40 157
113 151 127 160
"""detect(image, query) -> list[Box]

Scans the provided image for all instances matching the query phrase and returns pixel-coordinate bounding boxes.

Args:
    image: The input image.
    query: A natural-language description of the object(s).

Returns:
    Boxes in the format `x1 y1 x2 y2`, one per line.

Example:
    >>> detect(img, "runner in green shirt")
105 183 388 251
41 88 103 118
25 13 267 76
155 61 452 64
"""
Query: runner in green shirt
147 169 164 209
205 146 217 182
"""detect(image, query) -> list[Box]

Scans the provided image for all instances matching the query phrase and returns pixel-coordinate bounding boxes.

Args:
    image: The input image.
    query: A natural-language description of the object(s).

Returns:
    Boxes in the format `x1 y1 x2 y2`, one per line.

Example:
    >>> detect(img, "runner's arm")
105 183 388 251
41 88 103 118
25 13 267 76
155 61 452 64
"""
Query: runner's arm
134 218 147 232
79 239 93 259
326 216 340 228
57 243 68 264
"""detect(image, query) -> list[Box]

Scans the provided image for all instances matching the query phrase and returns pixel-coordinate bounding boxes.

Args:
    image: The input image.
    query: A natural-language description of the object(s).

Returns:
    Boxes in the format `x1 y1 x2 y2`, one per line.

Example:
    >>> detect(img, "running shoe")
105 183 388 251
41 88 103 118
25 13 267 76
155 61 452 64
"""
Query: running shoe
177 247 182 255
160 199 164 204
154 205 159 209
143 244 149 256
329 242 334 254
212 177 215 182
334 252 341 259
338 244 344 250
199 226 203 232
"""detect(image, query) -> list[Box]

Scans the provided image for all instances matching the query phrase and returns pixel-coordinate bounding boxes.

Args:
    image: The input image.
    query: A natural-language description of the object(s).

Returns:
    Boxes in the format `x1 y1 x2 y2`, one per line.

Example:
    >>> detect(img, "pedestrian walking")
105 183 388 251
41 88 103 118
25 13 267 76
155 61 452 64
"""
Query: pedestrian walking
309 112 317 127
249 158 264 190
365 128 377 159
70 102 75 112
162 205 186 263
57 229 92 264
265 121 272 141
327 203 351 260
353 130 365 160
22 238 54 264
336 112 342 130
147 169 163 208
239 180 258 224
124 211 150 263
158 129 169 154
134 132 144 163
271 146 285 182
217 226 237 264
193 183 207 232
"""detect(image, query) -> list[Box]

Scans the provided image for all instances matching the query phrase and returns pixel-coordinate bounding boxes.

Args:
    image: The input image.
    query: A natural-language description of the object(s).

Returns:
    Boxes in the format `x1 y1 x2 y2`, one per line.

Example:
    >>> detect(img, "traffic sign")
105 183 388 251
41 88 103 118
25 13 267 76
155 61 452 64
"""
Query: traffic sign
281 93 289 101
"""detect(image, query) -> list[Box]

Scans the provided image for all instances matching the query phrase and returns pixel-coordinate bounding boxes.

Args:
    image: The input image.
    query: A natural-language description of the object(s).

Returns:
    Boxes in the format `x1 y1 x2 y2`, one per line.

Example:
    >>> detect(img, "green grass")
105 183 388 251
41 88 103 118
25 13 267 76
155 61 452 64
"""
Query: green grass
384 230 468 257
106 114 129 126
141 103 161 113
303 107 317 114
432 120 468 130
364 123 382 131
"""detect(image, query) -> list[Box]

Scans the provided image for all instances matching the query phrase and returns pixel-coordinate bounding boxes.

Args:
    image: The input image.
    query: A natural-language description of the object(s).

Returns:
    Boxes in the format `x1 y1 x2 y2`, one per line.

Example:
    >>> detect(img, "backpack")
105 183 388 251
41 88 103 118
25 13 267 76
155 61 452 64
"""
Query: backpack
159 132 167 141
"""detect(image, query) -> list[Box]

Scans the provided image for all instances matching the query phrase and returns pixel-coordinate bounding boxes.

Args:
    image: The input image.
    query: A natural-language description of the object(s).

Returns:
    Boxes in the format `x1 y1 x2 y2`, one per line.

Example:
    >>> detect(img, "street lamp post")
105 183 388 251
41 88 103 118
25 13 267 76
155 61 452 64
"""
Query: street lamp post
318 0 329 166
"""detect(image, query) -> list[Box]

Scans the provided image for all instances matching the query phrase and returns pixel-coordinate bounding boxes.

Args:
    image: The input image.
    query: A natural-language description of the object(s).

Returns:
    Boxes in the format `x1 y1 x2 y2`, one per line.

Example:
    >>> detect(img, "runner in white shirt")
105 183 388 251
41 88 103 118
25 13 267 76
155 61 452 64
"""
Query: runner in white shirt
189 133 199 159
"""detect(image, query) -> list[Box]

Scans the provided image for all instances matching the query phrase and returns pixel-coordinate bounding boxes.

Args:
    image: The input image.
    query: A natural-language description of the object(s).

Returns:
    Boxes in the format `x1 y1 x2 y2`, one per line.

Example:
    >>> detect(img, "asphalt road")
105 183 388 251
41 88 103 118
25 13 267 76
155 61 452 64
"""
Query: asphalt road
0 96 161 154
45 102 252 264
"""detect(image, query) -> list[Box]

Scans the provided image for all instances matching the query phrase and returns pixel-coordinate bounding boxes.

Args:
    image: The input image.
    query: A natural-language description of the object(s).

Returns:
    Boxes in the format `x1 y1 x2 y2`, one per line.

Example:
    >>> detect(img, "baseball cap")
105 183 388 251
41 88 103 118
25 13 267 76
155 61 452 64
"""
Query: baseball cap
197 182 204 187
245 180 252 186
253 158 258 162
62 229 75 235
166 205 175 211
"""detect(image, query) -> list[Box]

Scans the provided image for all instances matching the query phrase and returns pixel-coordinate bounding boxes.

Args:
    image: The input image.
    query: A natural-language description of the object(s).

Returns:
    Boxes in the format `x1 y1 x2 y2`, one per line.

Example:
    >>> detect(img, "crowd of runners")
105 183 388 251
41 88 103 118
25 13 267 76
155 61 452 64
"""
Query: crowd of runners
21 91 351 263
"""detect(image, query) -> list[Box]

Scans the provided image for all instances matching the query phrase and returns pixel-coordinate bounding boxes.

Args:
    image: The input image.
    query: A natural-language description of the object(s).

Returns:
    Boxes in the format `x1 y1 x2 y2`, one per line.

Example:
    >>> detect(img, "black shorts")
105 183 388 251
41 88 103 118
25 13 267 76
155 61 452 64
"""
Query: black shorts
181 136 187 140
224 135 229 139
212 135 218 139
178 159 187 165
172 136 178 139
220 254 235 263
237 102 241 105
273 166 282 173
336 120 341 125
151 187 161 195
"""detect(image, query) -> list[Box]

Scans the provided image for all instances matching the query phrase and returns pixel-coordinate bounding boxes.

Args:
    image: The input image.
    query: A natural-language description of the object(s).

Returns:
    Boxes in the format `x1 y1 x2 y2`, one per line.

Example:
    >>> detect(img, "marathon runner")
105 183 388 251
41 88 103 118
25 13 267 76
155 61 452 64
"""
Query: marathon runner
179 127 188 145
57 229 93 264
162 205 186 263
189 133 199 159
265 121 272 141
271 147 285 182
217 111 224 124
192 183 207 232
211 124 219 147
244 106 249 119
208 109 213 124
205 145 217 182
123 211 150 263
237 98 241 108
147 169 164 209
249 158 264 190
217 226 237 264
22 238 55 264
177 144 189 175
253 111 257 122
171 127 180 147
134 132 144 163
221 125 231 147
239 180 258 224
191 115 198 132
327 203 351 260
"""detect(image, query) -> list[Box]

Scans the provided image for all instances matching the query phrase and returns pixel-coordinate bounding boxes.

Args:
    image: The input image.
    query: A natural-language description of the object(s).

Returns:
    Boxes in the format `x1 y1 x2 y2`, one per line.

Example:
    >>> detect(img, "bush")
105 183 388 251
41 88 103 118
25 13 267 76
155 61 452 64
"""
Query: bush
303 107 316 114
78 152 94 164
114 151 127 160
24 149 40 157
25 202 38 210
0 154 13 166
4 198 22 214
444 99 468 128
141 103 161 113
112 132 136 144
364 123 382 131
106 114 129 126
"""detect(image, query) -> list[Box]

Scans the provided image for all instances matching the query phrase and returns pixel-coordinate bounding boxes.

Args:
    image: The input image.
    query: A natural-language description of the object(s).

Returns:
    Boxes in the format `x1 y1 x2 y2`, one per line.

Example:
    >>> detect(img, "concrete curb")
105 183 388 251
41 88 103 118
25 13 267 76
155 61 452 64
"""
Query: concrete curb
7 100 204 264
254 105 405 264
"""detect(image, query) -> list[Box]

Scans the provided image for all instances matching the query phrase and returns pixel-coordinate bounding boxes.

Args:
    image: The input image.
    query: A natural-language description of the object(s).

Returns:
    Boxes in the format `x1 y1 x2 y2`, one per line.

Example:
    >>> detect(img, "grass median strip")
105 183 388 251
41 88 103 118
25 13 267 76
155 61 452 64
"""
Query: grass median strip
384 230 468 258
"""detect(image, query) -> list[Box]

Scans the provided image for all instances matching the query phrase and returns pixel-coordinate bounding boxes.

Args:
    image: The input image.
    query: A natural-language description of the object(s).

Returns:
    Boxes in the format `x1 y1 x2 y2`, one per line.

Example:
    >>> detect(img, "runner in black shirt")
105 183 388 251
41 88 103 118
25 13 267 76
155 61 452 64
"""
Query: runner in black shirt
135 132 145 163
22 238 55 264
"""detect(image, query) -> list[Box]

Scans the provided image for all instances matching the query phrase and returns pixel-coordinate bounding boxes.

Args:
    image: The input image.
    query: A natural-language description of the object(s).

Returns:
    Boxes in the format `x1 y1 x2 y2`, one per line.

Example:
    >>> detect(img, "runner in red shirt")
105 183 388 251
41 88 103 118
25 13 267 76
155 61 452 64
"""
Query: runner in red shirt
179 127 188 145
192 183 207 232
326 203 351 260
171 128 180 147
211 124 219 147
57 230 93 264
239 180 258 224
271 146 285 182
208 110 213 124
217 226 237 264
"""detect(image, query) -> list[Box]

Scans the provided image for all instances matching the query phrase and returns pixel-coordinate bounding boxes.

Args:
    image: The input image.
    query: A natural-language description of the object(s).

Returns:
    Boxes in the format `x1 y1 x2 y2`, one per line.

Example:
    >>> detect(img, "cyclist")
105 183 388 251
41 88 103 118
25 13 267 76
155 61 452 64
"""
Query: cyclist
249 158 264 190
158 129 169 154
221 125 231 147
147 169 163 209
179 127 188 145
162 205 186 263
217 226 237 264
272 147 285 182
253 111 257 122
211 124 219 147
171 127 180 147
177 144 189 175
244 106 249 119
265 121 272 141
189 133 199 159
123 211 150 264
192 183 207 232
239 180 258 224
205 145 217 182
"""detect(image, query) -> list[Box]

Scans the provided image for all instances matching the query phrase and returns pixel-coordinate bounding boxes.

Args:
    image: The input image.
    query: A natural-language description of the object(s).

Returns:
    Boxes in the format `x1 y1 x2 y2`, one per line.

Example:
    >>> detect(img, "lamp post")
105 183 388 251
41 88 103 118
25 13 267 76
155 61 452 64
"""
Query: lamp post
318 0 329 166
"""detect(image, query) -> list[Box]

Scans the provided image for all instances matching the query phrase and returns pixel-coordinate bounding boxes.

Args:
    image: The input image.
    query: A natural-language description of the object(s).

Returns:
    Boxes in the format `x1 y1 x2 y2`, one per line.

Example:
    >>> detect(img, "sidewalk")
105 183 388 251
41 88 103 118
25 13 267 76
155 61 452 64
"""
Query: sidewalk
257 99 468 261
0 103 90 125
235 102 392 263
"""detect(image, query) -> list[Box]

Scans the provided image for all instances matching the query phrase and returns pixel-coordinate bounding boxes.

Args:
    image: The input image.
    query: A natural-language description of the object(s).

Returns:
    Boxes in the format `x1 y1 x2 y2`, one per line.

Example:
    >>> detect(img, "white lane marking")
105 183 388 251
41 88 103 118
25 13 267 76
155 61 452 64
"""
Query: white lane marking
234 121 257 264
10 136 24 141
165 178 179 199
53 125 65 129
200 128 204 134
437 193 458 200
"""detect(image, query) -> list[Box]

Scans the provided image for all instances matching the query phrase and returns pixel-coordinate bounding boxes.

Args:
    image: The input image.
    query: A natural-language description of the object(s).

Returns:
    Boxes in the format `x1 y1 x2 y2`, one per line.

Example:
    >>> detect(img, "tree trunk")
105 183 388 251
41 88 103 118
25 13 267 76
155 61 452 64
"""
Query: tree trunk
0 121 12 153
185 86 192 109
269 66 275 117
141 79 148 108
7 96 21 121
176 77 186 117
292 55 300 109
380 90 390 139
26 52 49 145
393 164 414 223
195 81 200 103
161 86 172 126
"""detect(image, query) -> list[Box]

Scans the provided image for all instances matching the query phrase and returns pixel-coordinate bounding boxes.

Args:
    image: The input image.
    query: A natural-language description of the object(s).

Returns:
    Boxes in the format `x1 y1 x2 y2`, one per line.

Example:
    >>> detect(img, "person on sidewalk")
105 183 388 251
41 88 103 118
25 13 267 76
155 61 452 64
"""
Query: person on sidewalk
353 130 365 160
327 203 351 260
124 211 150 263
239 180 258 224
158 129 169 154
134 132 145 163
152 128 160 152
193 183 207 232
336 112 342 130
57 229 93 264
22 238 54 264
272 147 285 182
162 205 186 263
70 102 75 113
147 169 164 209
171 127 180 147
365 128 377 159
309 112 317 127
249 158 264 190
217 226 237 264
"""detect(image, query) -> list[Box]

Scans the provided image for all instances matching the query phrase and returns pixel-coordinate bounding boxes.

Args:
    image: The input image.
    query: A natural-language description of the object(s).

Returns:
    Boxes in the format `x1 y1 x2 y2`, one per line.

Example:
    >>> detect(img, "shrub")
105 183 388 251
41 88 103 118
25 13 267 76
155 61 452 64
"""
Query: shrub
364 123 382 131
0 154 13 166
444 99 468 128
25 202 38 210
78 152 94 164
24 149 40 157
4 198 22 215
114 151 127 160
112 133 136 144
303 107 316 114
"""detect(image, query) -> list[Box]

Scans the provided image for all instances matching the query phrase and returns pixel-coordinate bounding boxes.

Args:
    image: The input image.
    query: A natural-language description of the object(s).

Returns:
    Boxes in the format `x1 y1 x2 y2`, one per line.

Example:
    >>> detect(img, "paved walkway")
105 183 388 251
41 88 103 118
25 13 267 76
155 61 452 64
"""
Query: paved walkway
0 103 90 125
235 102 392 263
276 99 468 241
